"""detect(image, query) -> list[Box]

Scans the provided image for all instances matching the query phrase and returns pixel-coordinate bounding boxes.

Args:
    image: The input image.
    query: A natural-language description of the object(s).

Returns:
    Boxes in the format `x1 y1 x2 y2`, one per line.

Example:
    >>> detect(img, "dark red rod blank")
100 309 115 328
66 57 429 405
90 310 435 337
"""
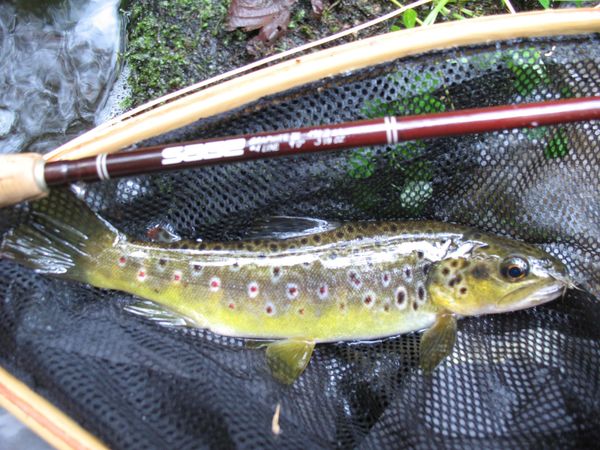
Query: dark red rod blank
44 96 600 187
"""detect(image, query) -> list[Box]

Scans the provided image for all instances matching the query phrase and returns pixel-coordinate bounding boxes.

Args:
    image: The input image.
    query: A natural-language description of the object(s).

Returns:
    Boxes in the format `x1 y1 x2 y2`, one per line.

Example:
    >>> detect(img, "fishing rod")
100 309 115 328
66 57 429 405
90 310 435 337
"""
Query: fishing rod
1 96 599 208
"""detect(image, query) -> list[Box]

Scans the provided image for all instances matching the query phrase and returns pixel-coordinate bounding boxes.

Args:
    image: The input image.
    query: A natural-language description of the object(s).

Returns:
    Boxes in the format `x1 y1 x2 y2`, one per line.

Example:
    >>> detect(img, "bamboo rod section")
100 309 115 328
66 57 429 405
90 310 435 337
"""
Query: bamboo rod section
43 8 600 162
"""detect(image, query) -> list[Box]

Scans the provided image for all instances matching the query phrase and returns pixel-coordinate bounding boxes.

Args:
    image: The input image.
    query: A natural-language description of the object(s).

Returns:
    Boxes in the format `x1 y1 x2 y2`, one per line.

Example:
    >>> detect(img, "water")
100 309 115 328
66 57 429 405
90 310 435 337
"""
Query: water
0 407 51 450
0 0 122 447
0 0 123 154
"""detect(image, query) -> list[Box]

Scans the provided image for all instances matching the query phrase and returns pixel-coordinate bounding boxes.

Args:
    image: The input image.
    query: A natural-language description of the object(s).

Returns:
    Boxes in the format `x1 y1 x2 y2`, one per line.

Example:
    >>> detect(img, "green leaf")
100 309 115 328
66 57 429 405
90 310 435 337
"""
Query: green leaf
538 0 550 9
402 9 418 29
544 128 569 159
348 148 376 179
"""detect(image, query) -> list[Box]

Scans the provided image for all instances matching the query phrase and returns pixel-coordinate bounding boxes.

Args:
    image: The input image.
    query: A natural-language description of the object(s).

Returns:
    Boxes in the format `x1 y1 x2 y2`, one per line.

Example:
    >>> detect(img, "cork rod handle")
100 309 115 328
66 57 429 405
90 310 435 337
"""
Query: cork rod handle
0 153 48 208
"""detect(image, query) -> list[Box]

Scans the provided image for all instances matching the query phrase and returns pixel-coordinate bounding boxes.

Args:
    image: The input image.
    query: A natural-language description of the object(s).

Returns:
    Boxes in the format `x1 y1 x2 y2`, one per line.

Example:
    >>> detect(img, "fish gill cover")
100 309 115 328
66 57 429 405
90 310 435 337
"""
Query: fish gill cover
1 28 600 450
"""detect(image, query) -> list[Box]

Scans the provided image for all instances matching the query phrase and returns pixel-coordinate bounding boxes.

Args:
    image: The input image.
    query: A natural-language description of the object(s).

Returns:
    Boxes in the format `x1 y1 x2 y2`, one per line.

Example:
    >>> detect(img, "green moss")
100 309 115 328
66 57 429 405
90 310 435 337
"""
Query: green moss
123 0 229 108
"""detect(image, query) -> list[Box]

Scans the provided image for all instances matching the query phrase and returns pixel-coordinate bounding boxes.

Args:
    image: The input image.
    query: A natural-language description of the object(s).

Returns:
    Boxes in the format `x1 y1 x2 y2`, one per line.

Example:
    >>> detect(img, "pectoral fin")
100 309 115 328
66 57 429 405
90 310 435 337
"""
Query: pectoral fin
419 314 457 373
266 339 315 385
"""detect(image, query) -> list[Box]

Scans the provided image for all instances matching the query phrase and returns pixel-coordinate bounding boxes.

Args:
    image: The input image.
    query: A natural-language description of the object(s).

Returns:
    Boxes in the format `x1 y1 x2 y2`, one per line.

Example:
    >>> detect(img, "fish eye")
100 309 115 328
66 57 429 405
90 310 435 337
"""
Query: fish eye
500 256 529 281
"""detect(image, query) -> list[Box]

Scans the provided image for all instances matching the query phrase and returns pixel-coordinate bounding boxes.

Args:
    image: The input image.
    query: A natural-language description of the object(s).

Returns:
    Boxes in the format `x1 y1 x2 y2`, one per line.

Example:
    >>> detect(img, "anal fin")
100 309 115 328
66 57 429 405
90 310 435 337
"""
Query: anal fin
419 314 457 373
266 339 315 385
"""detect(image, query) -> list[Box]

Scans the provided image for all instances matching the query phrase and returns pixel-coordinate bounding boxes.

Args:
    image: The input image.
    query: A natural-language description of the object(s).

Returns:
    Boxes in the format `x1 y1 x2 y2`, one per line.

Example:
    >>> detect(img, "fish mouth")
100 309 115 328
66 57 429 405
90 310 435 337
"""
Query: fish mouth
495 280 567 313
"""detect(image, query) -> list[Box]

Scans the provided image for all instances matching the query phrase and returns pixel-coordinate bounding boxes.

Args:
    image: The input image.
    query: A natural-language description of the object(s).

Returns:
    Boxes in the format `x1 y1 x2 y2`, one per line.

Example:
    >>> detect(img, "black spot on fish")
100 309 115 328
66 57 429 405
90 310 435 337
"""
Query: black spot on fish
301 238 308 245
423 264 431 275
413 302 419 311
181 244 189 250
471 264 489 279
269 243 278 252
258 253 267 259
213 245 222 251
417 251 424 259
404 268 412 278
158 258 167 266
460 287 468 295
418 286 425 301
336 231 344 238
313 235 321 243
390 224 398 232
442 267 450 276
154 288 159 293
347 226 355 232
193 264 202 272
448 276 463 287
384 304 390 312
364 295 373 305
451 260 459 268
198 243 207 250
396 290 406 305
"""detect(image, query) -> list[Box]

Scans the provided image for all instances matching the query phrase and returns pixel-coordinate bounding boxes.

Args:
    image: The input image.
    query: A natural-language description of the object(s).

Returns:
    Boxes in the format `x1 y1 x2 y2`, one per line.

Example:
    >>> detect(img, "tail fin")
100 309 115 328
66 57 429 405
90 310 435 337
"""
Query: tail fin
1 190 118 282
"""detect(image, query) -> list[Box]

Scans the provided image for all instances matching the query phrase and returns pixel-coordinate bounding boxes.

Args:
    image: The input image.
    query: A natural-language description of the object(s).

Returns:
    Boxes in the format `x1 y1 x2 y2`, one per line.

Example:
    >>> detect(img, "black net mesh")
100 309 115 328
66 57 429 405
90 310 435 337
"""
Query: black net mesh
1 35 600 449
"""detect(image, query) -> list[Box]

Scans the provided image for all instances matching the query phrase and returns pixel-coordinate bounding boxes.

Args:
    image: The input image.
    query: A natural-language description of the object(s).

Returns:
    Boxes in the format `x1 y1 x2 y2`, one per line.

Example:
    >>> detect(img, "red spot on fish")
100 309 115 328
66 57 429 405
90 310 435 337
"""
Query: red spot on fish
266 305 273 314
298 308 304 315
248 282 259 298
137 269 147 282
286 284 299 300
228 303 235 310
209 277 221 292
173 272 182 282
318 284 329 300
118 256 127 266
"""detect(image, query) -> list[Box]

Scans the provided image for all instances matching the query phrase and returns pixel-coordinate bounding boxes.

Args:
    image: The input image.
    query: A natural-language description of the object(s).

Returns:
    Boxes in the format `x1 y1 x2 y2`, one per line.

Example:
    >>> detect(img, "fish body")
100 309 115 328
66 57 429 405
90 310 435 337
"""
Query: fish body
1 193 570 382
86 221 449 342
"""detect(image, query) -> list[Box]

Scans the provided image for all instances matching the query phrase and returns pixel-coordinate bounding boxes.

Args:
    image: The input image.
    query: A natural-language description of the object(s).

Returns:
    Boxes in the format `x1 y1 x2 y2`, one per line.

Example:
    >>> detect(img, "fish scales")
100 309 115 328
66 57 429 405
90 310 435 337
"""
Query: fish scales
85 221 458 342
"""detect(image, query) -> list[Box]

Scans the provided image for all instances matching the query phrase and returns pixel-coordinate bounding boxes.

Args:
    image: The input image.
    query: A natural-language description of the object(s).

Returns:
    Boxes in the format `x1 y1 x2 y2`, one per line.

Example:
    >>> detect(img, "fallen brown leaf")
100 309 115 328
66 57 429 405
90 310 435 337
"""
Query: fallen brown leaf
226 0 297 43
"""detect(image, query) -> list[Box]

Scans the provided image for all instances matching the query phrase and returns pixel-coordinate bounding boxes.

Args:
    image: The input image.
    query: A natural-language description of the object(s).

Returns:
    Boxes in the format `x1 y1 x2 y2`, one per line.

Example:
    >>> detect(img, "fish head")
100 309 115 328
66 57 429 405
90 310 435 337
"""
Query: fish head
428 233 570 316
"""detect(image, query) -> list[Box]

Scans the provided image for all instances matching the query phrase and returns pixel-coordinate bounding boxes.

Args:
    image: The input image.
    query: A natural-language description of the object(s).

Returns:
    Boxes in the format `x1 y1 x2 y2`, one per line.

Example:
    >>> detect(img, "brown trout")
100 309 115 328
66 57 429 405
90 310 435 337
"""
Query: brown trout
1 194 570 383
